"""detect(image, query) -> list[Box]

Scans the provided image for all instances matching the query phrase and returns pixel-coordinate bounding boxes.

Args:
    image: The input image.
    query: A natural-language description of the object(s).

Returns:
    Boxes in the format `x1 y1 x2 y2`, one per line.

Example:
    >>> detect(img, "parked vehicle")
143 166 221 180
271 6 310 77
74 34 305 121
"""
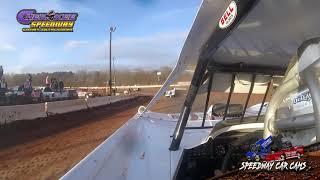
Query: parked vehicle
133 85 140 92
11 86 25 96
67 89 78 99
77 91 94 99
42 87 69 101
165 88 176 98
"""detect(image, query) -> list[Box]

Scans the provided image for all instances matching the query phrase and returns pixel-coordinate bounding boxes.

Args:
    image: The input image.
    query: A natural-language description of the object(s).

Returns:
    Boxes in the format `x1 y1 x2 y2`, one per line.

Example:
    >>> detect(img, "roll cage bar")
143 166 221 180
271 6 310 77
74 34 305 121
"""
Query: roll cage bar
183 64 279 127
169 0 285 151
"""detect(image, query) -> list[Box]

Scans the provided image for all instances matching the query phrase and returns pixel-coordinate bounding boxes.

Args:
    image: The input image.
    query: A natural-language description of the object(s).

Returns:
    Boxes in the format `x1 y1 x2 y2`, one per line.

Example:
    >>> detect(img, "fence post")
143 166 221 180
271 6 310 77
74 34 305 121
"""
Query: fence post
85 96 89 109
45 102 49 117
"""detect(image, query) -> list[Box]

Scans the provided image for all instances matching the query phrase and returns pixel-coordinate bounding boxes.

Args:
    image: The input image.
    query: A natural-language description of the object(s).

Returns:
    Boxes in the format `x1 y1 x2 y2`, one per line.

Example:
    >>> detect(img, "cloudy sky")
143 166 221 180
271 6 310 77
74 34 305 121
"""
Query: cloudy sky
0 0 200 73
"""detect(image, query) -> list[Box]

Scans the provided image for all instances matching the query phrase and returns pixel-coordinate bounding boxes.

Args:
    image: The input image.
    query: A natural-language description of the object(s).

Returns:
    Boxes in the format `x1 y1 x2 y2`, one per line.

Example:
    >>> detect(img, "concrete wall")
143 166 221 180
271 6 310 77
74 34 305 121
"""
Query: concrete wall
0 95 135 125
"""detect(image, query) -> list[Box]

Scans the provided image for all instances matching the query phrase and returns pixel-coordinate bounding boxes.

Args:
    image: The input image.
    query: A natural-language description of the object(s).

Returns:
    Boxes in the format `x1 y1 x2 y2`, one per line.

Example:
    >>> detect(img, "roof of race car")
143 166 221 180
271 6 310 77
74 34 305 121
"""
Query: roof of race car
146 0 320 110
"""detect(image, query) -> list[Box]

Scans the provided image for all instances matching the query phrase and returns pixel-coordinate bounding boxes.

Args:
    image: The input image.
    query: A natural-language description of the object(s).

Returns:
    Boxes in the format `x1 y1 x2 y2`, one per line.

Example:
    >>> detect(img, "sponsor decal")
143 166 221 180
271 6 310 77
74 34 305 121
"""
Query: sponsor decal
17 9 78 32
293 91 312 104
219 1 237 29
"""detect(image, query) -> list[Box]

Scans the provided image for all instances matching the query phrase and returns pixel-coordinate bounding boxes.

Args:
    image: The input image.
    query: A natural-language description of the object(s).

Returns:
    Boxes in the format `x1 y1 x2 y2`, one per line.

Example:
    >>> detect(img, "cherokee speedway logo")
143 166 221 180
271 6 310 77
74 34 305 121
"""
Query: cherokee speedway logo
16 9 78 32
219 1 237 29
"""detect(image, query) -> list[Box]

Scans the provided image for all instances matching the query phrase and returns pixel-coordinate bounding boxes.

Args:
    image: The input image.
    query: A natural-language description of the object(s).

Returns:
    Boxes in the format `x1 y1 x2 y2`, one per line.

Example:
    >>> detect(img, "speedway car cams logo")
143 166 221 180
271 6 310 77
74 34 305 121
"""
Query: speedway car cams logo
241 136 307 171
17 9 78 32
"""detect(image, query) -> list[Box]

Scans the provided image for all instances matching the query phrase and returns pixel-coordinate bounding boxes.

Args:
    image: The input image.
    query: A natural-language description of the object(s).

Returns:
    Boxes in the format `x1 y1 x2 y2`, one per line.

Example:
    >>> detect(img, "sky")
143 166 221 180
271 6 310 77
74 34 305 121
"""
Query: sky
0 0 200 73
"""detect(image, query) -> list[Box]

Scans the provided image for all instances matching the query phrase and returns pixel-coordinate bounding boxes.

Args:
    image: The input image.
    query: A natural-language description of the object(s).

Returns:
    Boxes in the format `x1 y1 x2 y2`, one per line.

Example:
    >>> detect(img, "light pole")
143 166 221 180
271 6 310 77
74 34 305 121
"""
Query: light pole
109 26 116 96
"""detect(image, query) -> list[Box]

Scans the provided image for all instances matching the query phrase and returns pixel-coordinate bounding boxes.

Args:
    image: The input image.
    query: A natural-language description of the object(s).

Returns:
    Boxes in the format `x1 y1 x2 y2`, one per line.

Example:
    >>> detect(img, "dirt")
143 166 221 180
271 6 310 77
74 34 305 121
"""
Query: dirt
0 87 272 180
0 96 152 180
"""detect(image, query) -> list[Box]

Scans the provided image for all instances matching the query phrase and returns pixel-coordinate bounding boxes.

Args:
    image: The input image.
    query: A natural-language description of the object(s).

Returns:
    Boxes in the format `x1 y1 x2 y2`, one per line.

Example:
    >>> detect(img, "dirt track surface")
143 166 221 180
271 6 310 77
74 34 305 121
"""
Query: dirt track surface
0 87 271 180
0 96 151 180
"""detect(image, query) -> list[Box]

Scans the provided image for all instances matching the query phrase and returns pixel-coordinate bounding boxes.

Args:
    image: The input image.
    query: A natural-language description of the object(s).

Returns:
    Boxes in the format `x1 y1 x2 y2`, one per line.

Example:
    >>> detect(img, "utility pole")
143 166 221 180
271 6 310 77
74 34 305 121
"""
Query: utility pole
109 26 116 96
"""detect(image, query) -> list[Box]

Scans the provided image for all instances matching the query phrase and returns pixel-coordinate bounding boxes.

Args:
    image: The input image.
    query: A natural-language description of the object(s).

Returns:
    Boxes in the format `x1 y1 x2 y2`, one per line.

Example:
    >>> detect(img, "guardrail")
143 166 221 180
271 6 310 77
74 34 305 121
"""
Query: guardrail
0 95 135 125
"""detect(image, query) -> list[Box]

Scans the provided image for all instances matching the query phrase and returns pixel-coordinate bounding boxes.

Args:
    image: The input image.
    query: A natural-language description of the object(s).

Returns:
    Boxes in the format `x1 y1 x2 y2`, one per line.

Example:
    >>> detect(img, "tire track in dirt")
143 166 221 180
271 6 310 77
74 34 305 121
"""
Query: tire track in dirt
0 96 151 180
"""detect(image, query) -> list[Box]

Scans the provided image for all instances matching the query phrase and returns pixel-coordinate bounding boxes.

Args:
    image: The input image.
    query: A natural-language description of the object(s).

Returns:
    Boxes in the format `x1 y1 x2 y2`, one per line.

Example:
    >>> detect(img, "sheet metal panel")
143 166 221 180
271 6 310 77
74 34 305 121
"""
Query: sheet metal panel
147 0 320 111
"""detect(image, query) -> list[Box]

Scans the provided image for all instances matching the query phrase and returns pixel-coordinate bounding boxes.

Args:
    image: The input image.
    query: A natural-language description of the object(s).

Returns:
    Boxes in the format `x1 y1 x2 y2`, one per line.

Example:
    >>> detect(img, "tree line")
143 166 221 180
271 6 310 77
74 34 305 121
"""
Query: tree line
4 67 173 88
